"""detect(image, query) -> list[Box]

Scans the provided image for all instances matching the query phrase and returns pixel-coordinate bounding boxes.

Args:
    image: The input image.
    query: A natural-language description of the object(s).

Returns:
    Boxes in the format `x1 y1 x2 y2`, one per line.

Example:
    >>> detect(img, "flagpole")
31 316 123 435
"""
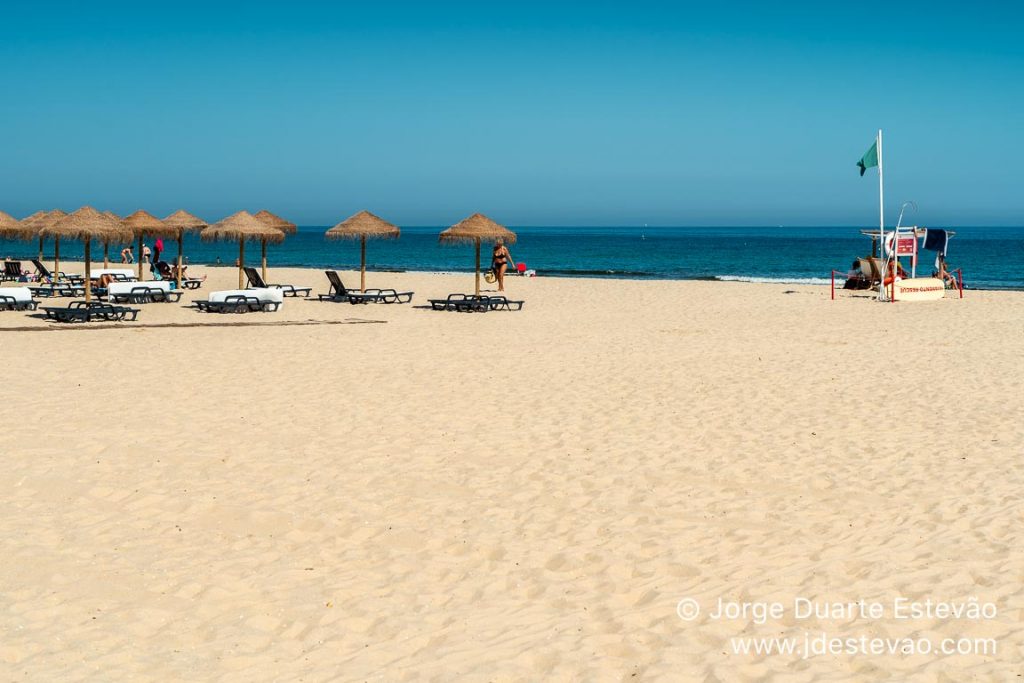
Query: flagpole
877 129 886 300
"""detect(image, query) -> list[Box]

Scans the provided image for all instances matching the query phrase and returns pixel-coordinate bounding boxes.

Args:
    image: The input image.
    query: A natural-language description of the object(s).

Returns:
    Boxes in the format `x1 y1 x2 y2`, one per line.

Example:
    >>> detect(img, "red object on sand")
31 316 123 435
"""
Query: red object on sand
517 262 526 273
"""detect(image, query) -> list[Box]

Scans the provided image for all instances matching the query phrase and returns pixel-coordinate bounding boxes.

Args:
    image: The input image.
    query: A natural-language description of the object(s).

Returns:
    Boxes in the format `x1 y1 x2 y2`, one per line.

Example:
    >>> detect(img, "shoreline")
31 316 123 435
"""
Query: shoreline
7 257 1022 291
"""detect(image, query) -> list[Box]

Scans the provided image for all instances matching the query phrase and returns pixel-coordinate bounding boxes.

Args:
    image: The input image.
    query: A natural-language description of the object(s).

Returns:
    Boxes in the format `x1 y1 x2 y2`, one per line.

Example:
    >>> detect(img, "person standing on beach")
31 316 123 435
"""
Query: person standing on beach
142 243 152 264
492 239 513 292
121 245 134 263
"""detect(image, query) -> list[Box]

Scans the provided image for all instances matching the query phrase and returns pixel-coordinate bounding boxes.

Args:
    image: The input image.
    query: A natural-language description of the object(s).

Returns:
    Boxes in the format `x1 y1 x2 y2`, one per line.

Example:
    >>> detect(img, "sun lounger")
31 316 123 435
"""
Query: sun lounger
428 293 491 312
483 295 525 311
429 293 525 312
2 261 27 282
317 270 412 304
41 301 140 323
106 281 183 304
196 288 283 313
28 283 87 298
244 267 310 297
155 261 204 289
90 268 138 282
32 259 83 285
0 287 39 311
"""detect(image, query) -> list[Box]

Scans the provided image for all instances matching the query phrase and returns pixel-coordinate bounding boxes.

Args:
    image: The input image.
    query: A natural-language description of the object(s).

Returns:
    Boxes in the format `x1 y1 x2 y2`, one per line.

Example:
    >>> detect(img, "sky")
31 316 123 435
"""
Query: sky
1 1 1022 226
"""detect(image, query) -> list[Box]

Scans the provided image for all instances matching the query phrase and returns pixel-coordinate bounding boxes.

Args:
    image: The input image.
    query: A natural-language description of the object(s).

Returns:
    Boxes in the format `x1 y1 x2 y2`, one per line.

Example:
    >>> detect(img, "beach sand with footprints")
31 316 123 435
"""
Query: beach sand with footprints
2 265 1022 680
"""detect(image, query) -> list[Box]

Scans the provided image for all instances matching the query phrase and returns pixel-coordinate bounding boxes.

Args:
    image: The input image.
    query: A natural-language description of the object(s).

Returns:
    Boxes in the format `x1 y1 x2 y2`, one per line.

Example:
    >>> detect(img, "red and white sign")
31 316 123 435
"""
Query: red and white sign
885 231 918 257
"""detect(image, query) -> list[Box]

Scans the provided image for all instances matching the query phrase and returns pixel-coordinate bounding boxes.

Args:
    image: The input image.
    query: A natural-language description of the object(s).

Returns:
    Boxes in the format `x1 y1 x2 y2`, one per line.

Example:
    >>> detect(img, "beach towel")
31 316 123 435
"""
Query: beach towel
925 229 946 262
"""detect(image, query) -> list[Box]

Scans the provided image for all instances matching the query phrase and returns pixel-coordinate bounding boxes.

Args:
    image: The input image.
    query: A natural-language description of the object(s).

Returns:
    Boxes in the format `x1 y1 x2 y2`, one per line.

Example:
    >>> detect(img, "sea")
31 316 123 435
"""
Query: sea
4 226 1023 290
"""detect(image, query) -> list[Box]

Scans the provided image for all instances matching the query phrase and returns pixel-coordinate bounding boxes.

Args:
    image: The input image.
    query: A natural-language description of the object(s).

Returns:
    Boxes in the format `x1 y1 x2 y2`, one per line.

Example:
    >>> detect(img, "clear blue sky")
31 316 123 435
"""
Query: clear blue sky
1 1 1021 226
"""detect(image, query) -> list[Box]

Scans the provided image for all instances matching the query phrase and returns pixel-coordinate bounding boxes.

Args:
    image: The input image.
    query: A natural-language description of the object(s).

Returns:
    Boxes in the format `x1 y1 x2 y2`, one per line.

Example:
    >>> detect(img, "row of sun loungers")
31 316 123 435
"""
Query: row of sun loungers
2 268 524 320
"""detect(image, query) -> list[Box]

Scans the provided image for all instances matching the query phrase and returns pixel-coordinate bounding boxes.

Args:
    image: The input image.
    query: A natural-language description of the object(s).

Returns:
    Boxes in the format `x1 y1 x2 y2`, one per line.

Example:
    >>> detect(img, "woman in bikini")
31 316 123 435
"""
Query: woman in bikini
491 239 512 292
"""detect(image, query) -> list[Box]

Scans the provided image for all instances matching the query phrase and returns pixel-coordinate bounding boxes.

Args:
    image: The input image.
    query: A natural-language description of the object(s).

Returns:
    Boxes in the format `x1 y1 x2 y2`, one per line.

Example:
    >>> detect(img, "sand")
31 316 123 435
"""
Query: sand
1 264 1021 681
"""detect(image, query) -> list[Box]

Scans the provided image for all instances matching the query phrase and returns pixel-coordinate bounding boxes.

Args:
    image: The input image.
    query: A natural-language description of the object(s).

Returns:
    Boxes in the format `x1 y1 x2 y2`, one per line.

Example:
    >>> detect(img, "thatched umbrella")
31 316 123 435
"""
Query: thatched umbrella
21 210 69 272
123 210 172 281
0 211 28 242
15 212 43 251
101 211 121 268
439 213 517 296
325 210 400 292
16 211 48 261
202 211 284 288
43 207 131 303
253 210 296 282
162 210 207 289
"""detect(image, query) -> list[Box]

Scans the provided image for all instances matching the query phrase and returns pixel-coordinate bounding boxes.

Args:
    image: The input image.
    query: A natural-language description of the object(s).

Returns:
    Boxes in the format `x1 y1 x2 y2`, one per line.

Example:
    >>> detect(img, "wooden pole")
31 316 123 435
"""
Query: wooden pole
84 239 92 304
238 240 245 289
103 241 109 268
176 235 183 289
38 237 43 262
261 238 267 282
474 238 480 296
360 235 366 292
137 233 144 281
54 237 60 278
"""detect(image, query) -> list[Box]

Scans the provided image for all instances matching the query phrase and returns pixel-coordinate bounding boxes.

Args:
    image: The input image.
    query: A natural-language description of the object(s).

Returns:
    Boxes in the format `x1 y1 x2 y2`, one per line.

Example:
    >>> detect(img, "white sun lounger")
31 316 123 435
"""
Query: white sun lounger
0 286 38 310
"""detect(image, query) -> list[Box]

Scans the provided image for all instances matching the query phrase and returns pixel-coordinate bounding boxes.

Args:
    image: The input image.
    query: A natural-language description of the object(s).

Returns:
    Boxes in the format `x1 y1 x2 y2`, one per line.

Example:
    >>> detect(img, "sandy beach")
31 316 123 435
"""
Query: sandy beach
1 265 1021 681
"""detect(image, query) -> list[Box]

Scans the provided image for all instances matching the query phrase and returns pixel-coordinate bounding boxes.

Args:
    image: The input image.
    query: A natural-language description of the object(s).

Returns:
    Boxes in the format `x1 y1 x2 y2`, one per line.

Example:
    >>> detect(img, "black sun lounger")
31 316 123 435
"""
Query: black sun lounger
32 259 83 285
195 295 281 313
156 261 203 289
428 293 524 312
482 295 525 311
0 293 38 311
42 301 140 323
29 283 87 298
2 261 26 282
244 267 311 297
317 270 412 304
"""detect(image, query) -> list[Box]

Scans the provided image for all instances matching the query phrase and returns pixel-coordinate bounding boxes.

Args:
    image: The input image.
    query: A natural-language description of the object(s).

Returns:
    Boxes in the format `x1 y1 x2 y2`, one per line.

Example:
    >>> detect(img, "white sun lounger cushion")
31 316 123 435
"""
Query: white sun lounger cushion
209 288 284 307
0 287 33 303
90 268 137 280
107 281 173 297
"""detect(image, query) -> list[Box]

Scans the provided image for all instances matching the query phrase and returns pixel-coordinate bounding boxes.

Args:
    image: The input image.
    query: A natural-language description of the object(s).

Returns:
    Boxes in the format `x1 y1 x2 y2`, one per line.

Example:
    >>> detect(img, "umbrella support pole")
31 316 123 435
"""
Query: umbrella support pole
360 235 366 292
137 234 144 281
177 237 184 289
54 238 60 279
475 239 481 296
238 240 245 289
38 237 43 262
261 239 267 283
84 240 92 304
103 241 109 268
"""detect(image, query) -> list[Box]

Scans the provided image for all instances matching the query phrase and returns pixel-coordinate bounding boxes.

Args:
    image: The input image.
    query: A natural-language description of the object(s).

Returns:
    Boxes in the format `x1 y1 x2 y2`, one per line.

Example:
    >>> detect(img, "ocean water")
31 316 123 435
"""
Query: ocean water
4 226 1023 290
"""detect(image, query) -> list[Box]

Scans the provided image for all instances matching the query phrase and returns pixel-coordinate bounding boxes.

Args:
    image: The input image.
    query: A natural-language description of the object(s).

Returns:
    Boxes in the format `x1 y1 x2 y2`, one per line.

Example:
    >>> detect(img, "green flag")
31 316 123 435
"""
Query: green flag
857 140 878 176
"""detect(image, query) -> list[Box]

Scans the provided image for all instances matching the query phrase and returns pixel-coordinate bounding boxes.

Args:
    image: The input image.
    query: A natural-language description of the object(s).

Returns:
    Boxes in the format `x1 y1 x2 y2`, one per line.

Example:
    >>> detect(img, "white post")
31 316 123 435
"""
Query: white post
877 129 886 300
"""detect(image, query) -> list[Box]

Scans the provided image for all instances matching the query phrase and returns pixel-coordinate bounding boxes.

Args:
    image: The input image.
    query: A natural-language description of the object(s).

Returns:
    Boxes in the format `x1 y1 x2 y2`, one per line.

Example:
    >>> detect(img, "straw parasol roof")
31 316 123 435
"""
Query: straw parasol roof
20 209 68 234
18 210 48 231
162 209 207 233
326 210 400 240
439 213 517 245
254 209 297 235
0 210 28 240
202 210 285 243
42 206 131 242
123 209 176 238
